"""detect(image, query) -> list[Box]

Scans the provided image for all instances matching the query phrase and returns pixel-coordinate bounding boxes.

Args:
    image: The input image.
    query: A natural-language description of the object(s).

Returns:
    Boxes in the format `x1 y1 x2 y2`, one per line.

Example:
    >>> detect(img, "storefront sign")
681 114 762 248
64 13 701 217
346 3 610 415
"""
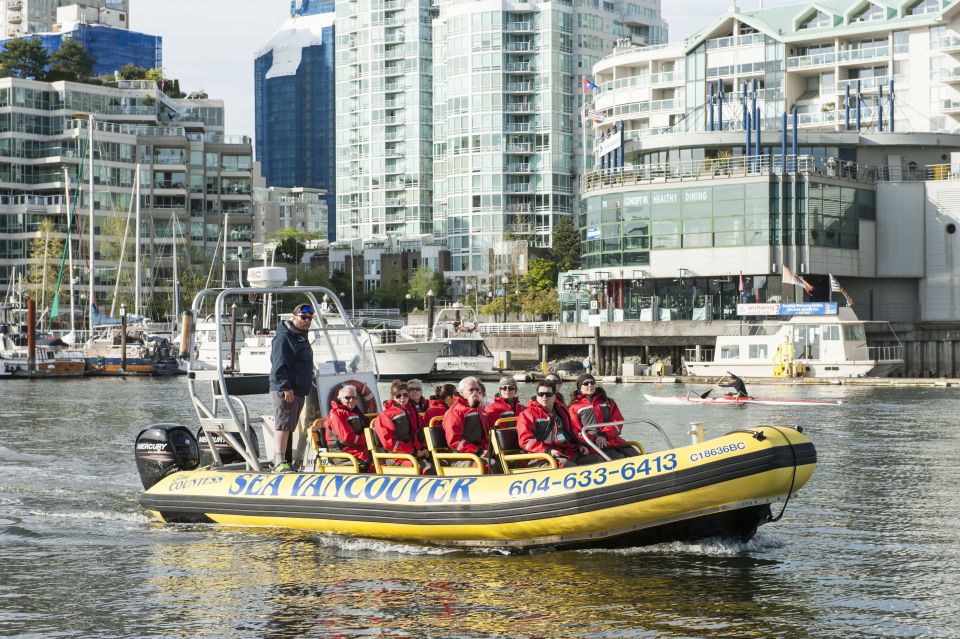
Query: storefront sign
586 226 601 240
737 302 838 316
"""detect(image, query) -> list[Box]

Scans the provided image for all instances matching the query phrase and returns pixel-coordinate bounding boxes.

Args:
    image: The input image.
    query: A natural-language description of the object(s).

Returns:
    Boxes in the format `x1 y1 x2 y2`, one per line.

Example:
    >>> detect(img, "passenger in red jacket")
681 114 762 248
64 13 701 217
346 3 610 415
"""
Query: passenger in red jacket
323 386 372 472
373 380 433 473
423 383 457 426
568 374 639 460
517 381 606 468
441 376 492 467
406 378 430 414
485 376 521 428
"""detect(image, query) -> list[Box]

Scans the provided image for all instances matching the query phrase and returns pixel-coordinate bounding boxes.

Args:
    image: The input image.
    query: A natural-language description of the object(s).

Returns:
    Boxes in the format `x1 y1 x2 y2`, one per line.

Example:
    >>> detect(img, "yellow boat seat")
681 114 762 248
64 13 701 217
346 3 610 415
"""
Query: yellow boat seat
308 418 362 474
364 427 421 476
490 426 557 475
423 425 483 476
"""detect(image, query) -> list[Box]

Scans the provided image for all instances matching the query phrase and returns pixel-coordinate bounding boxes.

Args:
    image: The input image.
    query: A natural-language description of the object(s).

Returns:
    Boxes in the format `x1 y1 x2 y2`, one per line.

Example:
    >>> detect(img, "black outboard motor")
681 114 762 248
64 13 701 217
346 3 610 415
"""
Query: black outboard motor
196 427 259 467
135 424 200 489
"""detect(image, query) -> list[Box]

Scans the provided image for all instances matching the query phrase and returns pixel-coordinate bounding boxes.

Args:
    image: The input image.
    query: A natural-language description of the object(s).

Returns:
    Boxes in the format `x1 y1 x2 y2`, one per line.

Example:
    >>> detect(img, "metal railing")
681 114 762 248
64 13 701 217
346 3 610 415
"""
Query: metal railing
866 345 904 362
478 322 559 336
580 154 862 192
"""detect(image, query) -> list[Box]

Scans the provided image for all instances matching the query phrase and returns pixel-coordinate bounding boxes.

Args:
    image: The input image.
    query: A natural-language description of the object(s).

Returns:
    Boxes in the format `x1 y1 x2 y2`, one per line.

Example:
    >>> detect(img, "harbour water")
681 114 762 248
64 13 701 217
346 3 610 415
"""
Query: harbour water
1 377 958 638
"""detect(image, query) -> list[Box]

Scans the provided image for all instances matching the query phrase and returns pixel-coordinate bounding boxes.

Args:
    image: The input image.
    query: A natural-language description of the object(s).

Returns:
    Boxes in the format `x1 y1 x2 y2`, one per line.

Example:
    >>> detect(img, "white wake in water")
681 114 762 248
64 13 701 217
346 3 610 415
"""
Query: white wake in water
578 530 785 557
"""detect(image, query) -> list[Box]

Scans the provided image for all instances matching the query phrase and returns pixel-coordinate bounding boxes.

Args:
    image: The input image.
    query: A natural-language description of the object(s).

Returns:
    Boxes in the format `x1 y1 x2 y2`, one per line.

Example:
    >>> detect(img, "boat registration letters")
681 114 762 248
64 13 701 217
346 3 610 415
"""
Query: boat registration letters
507 453 678 498
688 441 746 462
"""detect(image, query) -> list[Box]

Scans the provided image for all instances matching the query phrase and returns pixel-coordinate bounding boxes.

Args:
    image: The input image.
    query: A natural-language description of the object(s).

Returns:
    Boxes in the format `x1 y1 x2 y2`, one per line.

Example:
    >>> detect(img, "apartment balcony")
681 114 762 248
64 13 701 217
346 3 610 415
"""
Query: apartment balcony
384 130 405 142
939 99 960 115
507 142 532 153
385 198 406 207
505 122 532 133
384 98 405 108
505 163 532 174
504 41 533 53
786 50 836 70
385 15 404 27
7 1 22 9
936 68 960 85
385 80 404 92
504 21 533 33
384 115 403 125
505 102 533 113
836 76 890 94
505 183 532 193
7 13 21 23
384 31 405 44
383 0 403 10
504 62 534 74
384 148 405 158
384 46 404 61
505 82 534 93
934 36 960 54
384 63 403 76
837 46 888 65
505 203 532 213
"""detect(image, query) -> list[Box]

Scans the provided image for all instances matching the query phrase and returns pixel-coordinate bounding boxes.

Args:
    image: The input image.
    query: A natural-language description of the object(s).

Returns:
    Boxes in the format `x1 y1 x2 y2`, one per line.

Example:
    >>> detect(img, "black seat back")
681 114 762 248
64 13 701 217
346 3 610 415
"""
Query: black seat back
212 374 270 396
494 427 521 453
425 425 448 451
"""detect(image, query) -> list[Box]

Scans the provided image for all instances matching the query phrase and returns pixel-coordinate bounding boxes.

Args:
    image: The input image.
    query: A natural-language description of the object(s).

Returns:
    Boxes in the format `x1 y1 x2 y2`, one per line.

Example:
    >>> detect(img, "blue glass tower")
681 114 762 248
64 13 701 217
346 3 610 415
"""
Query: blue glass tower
2 24 161 75
256 6 336 240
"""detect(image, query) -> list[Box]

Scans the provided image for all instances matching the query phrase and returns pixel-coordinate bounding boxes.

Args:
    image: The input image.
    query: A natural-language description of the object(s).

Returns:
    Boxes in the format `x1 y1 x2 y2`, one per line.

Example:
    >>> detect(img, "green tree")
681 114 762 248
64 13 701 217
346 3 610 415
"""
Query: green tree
271 228 316 264
408 268 445 303
119 63 147 80
553 216 581 272
0 37 50 80
366 278 408 309
26 219 65 314
49 39 95 81
522 257 559 292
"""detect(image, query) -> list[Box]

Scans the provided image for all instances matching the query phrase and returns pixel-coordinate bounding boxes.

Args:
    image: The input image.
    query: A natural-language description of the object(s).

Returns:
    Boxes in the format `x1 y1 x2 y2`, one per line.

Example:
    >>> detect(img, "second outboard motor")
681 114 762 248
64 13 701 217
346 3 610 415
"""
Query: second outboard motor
135 424 200 489
196 427 259 467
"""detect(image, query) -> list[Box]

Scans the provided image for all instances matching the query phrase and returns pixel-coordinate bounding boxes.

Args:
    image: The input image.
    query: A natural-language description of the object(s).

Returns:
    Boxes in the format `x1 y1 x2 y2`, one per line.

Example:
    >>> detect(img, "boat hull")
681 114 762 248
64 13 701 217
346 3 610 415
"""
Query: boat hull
644 394 842 407
140 426 815 549
373 341 444 377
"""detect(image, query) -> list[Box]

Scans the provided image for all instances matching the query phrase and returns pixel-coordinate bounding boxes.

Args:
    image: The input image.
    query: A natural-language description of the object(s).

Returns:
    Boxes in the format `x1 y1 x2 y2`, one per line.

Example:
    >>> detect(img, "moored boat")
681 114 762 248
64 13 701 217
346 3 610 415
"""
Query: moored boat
134 276 818 551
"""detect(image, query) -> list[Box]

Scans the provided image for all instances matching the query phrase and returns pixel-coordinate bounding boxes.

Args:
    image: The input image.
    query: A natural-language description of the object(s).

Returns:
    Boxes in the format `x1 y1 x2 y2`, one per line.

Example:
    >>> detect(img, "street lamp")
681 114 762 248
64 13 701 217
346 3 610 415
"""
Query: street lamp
465 284 473 309
404 293 411 316
501 275 509 323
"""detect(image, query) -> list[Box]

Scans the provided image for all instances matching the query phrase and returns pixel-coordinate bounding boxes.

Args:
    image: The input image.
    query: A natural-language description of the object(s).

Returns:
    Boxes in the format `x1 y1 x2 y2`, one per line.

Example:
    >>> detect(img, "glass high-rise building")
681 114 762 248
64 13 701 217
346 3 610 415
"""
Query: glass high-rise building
431 0 667 281
334 0 436 242
1 1 130 38
255 5 336 240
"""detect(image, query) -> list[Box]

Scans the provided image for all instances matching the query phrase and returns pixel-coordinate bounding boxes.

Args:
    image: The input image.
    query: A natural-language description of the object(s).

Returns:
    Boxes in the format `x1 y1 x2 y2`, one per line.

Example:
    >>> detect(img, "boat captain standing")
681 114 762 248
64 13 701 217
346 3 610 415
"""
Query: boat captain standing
269 303 316 473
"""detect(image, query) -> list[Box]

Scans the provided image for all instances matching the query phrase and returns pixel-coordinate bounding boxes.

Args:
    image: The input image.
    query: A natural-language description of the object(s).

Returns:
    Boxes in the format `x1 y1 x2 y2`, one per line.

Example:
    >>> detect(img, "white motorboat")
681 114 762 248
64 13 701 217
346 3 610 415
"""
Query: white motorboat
684 307 904 378
401 306 496 374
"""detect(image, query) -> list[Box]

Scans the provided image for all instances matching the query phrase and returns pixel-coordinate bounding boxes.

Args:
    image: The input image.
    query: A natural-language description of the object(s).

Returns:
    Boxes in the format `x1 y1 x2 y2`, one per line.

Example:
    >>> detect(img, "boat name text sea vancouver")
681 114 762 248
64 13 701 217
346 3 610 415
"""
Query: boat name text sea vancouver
220 474 479 503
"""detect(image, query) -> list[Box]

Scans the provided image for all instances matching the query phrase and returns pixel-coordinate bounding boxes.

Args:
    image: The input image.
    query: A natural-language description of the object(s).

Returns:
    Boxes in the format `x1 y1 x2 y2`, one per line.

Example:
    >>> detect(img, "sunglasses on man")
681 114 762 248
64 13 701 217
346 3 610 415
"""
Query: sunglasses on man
500 385 517 391
537 391 555 398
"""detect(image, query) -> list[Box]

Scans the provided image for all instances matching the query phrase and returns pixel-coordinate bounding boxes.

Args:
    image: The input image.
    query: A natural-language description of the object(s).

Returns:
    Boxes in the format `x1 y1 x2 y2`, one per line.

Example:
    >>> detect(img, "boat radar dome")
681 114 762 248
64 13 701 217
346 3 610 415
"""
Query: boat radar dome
246 266 287 288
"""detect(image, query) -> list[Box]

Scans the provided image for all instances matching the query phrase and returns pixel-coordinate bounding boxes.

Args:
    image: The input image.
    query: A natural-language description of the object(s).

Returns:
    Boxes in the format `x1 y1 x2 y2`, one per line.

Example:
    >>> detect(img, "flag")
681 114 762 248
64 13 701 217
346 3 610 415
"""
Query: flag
829 273 854 306
585 106 607 124
739 271 748 302
783 265 814 295
583 77 598 93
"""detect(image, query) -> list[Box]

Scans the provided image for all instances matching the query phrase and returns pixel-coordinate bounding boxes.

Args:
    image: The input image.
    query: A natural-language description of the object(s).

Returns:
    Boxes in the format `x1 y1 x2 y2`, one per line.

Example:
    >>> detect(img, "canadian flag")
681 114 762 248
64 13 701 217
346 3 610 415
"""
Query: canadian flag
782 265 814 295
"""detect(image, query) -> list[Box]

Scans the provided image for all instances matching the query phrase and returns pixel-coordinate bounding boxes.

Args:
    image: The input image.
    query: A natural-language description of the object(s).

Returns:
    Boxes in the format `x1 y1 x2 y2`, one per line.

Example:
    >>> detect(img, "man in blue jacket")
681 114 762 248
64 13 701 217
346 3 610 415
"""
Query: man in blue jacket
269 303 315 472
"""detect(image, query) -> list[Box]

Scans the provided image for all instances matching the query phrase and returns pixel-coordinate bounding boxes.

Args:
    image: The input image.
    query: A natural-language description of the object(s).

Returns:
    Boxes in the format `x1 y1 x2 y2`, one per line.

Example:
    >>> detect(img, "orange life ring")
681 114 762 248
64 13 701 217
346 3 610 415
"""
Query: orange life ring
329 379 378 414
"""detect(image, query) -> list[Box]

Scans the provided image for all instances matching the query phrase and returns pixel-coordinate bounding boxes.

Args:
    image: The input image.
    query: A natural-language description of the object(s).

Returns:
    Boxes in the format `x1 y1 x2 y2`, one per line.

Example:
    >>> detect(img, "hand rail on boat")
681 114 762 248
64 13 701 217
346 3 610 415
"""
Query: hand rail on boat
580 418 674 460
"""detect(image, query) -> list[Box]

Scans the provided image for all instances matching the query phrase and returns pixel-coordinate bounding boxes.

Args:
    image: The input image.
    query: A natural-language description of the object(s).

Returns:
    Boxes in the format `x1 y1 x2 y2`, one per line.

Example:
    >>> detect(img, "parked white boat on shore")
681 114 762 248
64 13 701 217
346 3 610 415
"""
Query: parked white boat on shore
684 307 904 379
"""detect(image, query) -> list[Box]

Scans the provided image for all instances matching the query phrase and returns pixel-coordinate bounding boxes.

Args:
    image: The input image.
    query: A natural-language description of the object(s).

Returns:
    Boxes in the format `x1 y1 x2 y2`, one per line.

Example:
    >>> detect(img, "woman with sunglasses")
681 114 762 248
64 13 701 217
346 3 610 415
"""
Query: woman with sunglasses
373 380 433 473
569 374 639 460
517 381 603 468
323 385 372 472
405 379 430 414
485 376 521 428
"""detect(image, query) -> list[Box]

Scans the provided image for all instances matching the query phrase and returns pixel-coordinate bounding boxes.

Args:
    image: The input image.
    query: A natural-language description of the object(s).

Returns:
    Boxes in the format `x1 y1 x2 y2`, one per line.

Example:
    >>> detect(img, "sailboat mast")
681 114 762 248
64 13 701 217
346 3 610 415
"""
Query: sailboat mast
221 211 229 287
134 163 141 316
171 210 179 321
63 167 75 336
87 114 94 340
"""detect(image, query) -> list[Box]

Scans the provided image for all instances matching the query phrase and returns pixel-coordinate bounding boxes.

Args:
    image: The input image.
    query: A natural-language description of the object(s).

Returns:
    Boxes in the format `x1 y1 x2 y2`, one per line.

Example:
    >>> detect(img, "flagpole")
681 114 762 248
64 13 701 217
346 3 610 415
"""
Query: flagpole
828 273 833 303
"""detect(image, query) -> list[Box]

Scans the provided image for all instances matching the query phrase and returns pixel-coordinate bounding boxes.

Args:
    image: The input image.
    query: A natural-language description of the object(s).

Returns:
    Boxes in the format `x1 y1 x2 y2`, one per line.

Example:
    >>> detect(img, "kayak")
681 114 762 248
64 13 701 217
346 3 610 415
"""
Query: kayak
644 394 842 407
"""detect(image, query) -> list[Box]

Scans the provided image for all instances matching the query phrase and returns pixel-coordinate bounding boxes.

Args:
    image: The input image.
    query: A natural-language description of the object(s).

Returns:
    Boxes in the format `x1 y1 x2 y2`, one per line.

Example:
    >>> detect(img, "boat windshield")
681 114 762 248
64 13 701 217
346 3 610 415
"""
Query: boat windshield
440 339 492 358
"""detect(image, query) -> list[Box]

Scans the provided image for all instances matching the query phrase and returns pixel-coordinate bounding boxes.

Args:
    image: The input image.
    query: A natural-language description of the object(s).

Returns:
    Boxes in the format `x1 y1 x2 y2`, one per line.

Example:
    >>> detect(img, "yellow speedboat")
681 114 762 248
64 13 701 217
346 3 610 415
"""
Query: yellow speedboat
135 281 816 551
